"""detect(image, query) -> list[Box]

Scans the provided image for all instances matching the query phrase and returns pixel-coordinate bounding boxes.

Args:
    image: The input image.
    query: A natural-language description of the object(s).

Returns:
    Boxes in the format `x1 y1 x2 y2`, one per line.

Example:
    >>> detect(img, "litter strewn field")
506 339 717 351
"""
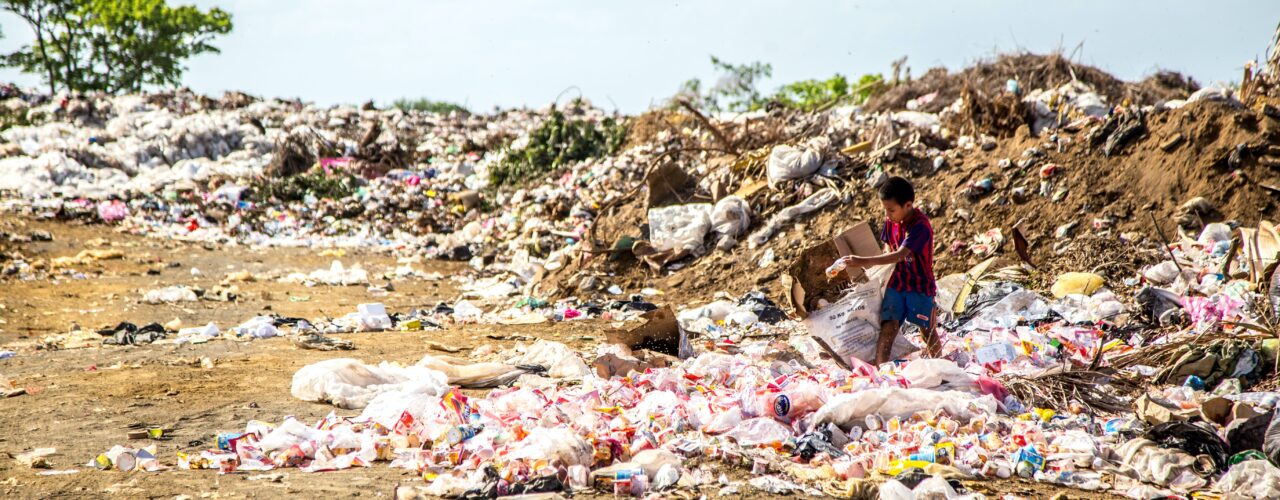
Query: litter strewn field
4 48 1280 500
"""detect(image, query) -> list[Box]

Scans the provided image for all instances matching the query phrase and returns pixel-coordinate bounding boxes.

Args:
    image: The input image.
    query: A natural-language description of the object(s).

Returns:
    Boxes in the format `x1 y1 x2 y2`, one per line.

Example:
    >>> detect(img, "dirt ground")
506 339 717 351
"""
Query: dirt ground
0 217 1118 499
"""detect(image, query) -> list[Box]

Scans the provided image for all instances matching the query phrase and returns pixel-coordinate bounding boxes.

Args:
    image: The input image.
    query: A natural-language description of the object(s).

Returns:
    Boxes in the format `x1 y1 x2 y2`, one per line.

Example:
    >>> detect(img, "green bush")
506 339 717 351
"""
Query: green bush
391 98 469 115
771 73 885 111
489 111 627 187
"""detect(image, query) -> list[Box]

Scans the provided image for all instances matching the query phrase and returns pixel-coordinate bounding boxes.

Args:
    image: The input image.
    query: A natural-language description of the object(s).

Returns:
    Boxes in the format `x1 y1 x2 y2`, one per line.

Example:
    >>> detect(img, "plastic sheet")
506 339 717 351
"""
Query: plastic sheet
648 203 713 253
814 388 998 427
502 340 592 380
1215 459 1280 498
289 358 448 409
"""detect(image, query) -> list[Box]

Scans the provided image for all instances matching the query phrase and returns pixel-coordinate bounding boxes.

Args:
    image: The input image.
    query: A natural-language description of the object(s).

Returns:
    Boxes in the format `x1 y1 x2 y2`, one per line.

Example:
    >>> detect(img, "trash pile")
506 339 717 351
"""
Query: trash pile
80 218 1280 499
6 51 1280 498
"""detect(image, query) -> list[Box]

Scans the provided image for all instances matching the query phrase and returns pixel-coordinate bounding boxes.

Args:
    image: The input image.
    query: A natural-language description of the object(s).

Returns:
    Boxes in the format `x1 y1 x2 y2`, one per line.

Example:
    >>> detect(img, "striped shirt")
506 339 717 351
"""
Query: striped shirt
880 209 936 296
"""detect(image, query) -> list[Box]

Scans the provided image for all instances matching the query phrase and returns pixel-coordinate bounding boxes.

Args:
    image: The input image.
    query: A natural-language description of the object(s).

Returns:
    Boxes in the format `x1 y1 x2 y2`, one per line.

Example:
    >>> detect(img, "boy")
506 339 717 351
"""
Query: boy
836 176 941 364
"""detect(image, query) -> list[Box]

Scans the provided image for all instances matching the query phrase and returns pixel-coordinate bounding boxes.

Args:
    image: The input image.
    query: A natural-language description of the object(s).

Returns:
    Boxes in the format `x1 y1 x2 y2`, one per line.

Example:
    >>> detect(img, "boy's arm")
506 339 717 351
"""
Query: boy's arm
840 247 910 268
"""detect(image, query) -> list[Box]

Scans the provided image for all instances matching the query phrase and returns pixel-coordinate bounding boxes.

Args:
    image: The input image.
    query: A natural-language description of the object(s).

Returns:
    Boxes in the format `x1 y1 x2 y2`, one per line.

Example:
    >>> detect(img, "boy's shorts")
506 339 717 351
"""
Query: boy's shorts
881 288 935 329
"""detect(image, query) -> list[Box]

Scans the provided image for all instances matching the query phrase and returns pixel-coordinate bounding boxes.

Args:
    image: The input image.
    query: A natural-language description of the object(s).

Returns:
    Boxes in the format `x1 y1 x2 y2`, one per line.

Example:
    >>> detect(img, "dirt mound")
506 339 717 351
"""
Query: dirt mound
864 53 1196 114
545 98 1280 309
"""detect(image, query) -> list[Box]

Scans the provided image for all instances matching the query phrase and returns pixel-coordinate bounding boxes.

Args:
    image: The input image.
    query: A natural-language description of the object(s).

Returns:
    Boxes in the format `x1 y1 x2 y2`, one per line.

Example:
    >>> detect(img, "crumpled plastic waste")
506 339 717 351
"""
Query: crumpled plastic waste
290 358 449 409
281 260 369 286
648 204 713 253
143 286 197 304
747 187 838 248
1216 458 1280 498
766 138 826 188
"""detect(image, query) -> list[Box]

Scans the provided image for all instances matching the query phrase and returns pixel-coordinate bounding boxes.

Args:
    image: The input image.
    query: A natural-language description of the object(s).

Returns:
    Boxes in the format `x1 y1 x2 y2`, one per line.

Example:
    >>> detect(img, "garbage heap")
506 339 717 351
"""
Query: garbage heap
4 52 1280 498
87 218 1280 499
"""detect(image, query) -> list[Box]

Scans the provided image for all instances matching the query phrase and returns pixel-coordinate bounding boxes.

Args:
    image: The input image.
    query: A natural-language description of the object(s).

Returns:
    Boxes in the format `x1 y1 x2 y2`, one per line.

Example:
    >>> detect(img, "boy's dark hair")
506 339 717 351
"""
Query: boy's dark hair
878 176 915 204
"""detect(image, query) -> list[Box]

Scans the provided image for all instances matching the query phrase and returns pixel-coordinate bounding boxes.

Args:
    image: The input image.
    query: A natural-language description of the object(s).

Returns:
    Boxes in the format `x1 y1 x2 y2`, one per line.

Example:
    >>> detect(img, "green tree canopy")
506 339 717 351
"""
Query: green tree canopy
2 0 232 94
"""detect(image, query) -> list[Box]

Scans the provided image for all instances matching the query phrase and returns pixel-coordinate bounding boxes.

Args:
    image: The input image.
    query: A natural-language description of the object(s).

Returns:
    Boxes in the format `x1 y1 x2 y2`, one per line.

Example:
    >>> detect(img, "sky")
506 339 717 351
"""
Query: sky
0 1 1275 113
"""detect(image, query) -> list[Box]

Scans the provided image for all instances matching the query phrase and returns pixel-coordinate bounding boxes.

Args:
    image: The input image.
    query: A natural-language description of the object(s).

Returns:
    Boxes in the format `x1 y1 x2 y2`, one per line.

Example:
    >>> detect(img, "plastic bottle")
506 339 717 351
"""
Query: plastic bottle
1013 445 1044 478
761 385 823 420
934 441 956 465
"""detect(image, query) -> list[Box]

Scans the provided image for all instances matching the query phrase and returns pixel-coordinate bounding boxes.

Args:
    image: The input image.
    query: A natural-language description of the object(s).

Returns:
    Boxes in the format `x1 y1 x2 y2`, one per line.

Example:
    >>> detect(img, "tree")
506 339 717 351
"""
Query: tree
674 56 773 113
2 0 232 94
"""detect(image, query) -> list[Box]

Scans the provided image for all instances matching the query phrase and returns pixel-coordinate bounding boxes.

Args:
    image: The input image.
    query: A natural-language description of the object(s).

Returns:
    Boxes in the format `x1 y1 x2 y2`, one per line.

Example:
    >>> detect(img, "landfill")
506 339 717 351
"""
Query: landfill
4 48 1280 500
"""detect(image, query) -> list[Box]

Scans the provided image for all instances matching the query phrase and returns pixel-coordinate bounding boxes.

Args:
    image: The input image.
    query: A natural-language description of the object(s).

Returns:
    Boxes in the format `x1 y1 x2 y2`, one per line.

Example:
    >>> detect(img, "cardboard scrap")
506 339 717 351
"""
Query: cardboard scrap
605 305 682 357
786 222 882 318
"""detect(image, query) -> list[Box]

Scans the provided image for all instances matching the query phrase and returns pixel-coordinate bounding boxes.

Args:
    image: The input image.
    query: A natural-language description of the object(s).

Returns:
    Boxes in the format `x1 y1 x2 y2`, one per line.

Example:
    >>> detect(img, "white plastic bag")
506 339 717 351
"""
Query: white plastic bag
804 277 918 364
747 187 839 248
502 340 592 380
814 388 997 427
290 358 448 409
1215 459 1280 498
912 474 959 499
507 426 593 467
766 143 823 187
710 196 751 238
878 479 914 500
901 359 978 392
648 203 713 252
725 417 795 446
143 286 197 304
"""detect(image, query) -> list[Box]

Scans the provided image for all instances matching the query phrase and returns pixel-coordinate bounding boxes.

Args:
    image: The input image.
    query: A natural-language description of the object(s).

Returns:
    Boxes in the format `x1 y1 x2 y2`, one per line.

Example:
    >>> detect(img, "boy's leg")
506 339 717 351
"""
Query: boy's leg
921 306 942 357
876 320 899 365
878 288 907 365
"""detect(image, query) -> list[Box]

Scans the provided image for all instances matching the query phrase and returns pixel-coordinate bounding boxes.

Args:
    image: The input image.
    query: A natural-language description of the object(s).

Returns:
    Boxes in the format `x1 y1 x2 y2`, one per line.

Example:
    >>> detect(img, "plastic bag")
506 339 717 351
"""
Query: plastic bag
1050 272 1105 298
256 417 324 452
290 358 448 409
725 417 795 446
746 187 839 248
878 479 914 500
900 359 978 392
1143 261 1182 285
143 286 197 304
231 316 278 339
648 203 713 252
710 196 751 239
1116 437 1208 492
804 277 918 364
506 426 593 467
814 388 998 427
766 142 823 188
652 463 681 491
503 340 592 380
1198 223 1233 247
912 475 958 499
1215 459 1280 498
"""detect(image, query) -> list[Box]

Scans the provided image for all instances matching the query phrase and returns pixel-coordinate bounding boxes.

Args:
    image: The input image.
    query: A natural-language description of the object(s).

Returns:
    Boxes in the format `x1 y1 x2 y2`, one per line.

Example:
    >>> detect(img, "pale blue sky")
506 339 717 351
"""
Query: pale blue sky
0 1 1275 112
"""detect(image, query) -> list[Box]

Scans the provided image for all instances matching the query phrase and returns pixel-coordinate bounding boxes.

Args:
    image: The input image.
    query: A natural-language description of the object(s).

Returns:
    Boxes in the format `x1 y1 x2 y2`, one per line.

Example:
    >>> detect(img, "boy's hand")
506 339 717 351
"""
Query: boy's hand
840 256 866 268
